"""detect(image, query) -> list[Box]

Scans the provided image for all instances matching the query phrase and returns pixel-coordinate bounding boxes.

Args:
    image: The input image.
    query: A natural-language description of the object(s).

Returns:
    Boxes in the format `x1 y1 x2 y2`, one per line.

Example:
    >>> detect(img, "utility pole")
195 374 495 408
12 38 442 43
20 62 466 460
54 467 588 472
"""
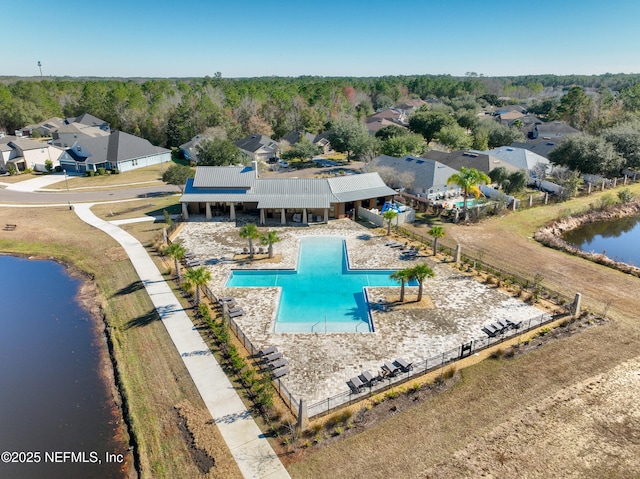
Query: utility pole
37 61 43 79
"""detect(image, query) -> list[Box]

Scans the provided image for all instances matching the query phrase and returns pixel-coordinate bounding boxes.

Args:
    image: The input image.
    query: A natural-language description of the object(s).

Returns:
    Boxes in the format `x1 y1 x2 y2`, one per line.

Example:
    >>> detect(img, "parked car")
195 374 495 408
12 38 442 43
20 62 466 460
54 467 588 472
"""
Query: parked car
277 160 289 168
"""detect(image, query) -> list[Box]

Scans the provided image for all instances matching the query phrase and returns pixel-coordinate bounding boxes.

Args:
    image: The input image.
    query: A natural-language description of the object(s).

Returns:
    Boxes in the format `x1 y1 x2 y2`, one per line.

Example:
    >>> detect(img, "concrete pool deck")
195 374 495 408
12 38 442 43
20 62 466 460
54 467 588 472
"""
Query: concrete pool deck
176 217 548 405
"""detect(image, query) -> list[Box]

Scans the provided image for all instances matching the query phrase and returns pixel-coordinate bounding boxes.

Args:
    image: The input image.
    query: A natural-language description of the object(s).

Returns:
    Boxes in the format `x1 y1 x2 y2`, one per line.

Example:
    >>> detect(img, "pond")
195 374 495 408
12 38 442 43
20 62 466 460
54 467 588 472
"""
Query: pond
0 256 126 479
562 213 640 266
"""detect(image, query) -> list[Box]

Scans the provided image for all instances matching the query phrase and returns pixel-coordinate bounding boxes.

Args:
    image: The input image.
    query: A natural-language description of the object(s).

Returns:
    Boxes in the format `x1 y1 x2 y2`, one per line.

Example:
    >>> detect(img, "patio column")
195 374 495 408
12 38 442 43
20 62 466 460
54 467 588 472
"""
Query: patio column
260 208 265 225
205 202 211 220
324 208 329 222
302 208 308 225
181 202 189 220
229 202 236 220
280 208 286 225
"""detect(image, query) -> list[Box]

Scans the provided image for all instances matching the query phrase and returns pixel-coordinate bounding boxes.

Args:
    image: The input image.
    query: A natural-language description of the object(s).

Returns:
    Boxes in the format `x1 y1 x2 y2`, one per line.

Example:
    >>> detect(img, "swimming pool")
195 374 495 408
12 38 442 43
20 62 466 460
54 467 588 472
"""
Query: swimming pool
226 236 414 332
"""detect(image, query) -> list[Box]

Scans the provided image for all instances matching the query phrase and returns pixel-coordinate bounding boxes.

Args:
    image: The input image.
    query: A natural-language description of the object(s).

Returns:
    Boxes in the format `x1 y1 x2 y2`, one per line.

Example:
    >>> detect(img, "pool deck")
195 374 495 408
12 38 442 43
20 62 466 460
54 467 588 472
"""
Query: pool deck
176 217 547 405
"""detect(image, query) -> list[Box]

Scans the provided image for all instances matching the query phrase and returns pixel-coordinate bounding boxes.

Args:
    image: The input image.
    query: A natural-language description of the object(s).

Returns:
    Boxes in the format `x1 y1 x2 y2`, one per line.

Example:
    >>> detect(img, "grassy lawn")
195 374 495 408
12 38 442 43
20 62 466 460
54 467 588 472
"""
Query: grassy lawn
45 162 185 190
0 172 42 183
0 202 242 479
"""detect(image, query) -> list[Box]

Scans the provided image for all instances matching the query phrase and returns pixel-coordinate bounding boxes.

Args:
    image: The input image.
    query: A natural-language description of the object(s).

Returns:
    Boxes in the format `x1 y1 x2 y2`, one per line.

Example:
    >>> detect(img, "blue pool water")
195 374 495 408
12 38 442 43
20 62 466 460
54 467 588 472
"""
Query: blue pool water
226 236 415 332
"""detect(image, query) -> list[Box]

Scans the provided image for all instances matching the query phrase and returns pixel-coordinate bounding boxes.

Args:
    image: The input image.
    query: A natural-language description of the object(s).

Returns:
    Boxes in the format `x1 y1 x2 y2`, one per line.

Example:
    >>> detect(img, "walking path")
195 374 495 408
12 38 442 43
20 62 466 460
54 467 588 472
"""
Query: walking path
73 203 290 479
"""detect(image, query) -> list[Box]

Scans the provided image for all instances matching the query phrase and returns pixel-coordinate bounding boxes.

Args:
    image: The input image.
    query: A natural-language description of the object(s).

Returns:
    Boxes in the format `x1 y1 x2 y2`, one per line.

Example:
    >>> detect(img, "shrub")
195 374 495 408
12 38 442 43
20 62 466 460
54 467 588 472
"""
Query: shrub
334 426 343 436
504 347 516 358
490 348 504 359
339 409 353 423
538 326 552 336
112 168 120 174
45 159 53 172
442 365 456 379
385 388 399 400
7 164 17 175
86 170 95 177
618 188 634 203
163 209 173 227
97 167 107 176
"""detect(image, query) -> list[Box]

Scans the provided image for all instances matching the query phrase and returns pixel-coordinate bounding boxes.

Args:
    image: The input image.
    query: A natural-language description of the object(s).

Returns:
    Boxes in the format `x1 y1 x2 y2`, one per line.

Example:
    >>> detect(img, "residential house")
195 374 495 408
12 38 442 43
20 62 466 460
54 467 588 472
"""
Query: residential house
425 150 519 176
366 118 407 136
23 117 65 137
65 113 110 132
482 146 550 177
366 108 408 125
395 99 428 115
234 134 279 162
59 131 170 173
179 161 397 223
179 134 213 163
0 136 64 172
52 122 110 148
280 130 332 154
372 154 461 199
510 119 580 158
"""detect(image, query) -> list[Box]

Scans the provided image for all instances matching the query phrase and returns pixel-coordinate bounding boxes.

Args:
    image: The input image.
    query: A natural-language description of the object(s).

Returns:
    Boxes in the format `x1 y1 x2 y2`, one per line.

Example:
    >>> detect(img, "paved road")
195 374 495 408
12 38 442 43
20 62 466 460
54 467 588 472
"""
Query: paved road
0 184 181 204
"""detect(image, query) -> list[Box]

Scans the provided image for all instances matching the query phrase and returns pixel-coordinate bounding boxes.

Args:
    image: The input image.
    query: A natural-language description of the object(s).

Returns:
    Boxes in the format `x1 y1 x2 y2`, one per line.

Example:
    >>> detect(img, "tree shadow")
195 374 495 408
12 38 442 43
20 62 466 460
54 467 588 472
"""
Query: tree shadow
113 280 145 297
124 309 161 329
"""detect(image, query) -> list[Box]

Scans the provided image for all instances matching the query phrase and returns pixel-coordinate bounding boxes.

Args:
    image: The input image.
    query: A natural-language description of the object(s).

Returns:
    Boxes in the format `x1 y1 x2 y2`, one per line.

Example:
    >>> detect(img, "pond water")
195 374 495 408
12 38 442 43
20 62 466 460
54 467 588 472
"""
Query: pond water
0 256 125 479
562 213 640 266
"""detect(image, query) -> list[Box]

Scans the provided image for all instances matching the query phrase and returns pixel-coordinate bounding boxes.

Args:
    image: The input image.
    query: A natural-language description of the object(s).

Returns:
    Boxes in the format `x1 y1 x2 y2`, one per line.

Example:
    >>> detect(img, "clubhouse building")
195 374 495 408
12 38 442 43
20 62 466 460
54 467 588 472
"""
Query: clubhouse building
179 162 397 225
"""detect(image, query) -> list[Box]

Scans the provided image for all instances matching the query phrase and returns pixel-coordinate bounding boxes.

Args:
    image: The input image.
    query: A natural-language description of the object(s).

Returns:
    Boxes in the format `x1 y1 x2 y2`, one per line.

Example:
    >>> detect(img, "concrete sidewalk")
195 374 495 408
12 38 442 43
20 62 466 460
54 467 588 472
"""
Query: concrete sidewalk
73 203 290 479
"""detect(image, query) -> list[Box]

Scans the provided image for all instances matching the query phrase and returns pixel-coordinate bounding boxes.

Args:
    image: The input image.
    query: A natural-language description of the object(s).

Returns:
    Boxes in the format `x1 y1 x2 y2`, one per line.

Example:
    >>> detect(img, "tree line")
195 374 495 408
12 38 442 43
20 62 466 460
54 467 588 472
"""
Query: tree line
3 73 640 152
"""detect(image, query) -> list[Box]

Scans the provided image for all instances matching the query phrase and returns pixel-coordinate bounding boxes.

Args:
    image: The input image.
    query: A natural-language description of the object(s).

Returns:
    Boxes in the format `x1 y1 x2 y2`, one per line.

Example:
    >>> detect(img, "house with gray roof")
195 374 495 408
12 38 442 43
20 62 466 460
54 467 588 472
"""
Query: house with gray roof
372 154 461 199
179 134 212 163
280 131 332 154
52 122 110 148
65 113 110 132
482 146 550 176
0 136 64 172
59 131 170 173
179 162 397 224
425 150 519 175
234 134 279 162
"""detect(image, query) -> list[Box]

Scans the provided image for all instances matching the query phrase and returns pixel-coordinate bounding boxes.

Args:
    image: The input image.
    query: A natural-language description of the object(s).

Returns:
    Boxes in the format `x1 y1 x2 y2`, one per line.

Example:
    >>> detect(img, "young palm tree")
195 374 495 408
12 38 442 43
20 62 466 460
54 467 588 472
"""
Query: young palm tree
446 167 491 221
183 266 211 306
239 223 260 258
428 226 445 256
382 209 398 236
390 268 413 303
410 263 435 302
164 242 186 283
260 230 281 259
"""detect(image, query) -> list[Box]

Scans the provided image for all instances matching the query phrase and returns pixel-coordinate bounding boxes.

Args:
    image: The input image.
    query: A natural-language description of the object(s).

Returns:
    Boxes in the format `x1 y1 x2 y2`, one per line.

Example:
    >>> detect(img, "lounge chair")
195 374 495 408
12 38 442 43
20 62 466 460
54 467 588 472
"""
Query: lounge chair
382 361 400 376
347 376 364 393
358 370 376 387
269 358 288 370
184 251 196 259
386 241 402 248
228 308 245 318
259 346 277 356
394 358 413 372
262 352 283 363
272 367 289 379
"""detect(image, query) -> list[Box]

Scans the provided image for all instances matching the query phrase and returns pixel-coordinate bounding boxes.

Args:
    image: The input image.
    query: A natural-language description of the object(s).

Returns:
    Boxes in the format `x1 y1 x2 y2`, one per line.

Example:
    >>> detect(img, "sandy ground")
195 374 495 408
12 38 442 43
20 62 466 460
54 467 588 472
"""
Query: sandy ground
421 356 640 479
176 217 548 407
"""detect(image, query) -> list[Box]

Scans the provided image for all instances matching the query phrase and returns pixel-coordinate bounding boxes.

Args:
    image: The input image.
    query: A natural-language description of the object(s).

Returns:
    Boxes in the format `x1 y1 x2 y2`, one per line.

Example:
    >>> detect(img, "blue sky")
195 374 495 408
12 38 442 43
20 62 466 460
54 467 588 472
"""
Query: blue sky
10 0 640 78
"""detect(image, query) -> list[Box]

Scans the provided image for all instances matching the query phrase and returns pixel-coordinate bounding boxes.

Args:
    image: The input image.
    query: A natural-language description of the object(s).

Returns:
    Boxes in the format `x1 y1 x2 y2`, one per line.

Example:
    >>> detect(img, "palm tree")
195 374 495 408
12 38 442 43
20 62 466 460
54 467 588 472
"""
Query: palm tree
183 266 211 306
428 226 445 256
410 263 435 302
390 268 413 303
446 167 491 221
239 223 260 258
164 242 186 283
260 230 281 259
382 209 398 236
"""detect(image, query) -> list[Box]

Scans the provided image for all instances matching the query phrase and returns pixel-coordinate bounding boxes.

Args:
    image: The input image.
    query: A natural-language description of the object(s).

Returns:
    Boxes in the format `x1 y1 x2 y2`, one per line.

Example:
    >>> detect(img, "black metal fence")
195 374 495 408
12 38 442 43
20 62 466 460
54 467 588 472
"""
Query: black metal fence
203 284 301 416
307 311 565 418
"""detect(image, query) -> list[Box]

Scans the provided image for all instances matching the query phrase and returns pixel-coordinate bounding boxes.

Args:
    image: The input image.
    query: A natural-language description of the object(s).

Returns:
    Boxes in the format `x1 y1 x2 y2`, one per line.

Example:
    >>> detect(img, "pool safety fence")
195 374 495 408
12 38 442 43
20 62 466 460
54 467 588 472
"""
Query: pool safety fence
395 227 574 309
203 284 302 417
307 310 565 419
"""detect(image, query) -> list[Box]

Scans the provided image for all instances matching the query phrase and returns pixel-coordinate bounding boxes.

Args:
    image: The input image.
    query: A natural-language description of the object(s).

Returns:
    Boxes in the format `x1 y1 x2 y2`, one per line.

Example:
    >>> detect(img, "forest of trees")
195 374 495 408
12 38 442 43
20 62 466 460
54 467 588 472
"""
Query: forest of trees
2 73 640 166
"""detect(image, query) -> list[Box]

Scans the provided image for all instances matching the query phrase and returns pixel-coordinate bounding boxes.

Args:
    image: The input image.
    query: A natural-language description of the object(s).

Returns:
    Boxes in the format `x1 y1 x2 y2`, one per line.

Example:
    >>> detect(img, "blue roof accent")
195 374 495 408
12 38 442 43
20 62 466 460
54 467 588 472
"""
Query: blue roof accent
184 178 248 195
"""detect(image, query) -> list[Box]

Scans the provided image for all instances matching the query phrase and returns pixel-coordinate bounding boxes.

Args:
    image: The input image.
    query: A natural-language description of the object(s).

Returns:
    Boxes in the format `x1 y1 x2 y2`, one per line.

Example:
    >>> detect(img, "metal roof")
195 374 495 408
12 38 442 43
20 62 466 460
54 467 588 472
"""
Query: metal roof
181 168 395 208
193 166 256 188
